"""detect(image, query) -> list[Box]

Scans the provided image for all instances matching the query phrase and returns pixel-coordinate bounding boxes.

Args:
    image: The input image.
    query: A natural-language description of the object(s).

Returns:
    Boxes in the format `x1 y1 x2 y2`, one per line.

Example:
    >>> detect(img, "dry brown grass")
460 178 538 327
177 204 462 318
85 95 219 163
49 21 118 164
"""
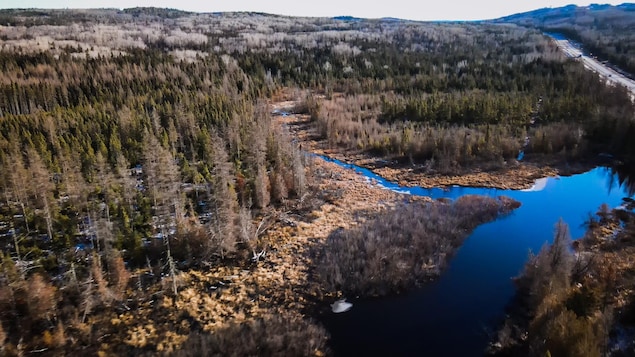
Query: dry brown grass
168 313 329 357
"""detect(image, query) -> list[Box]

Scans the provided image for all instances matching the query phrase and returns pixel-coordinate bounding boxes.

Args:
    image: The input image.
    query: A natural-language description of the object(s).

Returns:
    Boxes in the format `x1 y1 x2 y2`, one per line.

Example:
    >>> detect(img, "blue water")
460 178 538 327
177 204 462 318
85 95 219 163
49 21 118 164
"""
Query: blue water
319 156 633 356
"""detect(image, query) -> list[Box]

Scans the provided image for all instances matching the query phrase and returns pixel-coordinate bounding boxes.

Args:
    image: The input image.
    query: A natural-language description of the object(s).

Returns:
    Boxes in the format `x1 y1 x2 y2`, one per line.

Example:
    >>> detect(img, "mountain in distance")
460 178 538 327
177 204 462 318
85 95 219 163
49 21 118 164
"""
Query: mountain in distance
332 15 363 21
493 3 635 75
493 3 635 26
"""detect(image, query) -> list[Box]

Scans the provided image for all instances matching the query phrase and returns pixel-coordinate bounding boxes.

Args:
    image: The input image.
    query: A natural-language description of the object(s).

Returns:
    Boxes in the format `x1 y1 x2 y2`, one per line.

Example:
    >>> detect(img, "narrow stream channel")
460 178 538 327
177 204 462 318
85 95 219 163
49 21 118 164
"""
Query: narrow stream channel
319 156 634 356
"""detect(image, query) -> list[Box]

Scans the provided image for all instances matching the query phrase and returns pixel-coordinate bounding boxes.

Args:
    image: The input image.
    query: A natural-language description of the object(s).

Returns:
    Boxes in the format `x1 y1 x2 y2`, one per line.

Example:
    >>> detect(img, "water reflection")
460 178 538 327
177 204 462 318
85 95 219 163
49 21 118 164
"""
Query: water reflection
605 163 635 196
318 154 635 198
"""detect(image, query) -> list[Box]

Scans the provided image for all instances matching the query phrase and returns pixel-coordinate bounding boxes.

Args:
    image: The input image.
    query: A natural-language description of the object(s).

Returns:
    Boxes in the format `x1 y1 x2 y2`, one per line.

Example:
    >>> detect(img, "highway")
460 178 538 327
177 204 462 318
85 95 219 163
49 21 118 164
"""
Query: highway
551 37 635 98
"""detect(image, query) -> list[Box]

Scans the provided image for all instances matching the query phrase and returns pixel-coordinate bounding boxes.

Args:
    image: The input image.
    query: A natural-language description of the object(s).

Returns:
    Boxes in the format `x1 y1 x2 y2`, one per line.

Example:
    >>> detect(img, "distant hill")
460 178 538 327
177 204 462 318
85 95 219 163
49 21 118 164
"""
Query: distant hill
332 16 363 21
493 3 635 74
332 15 407 23
495 3 635 27
122 7 192 18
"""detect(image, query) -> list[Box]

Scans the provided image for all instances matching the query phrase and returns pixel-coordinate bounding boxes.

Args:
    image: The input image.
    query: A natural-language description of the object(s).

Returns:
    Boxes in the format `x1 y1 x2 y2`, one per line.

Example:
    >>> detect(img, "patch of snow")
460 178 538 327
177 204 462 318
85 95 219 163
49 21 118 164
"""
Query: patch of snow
521 177 549 192
331 298 353 313
390 188 411 195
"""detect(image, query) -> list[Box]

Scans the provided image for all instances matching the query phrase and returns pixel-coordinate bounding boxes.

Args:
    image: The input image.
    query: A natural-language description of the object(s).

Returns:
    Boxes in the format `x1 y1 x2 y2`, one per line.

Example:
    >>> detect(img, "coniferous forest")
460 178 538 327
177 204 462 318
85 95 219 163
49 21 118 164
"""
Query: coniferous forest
0 6 634 356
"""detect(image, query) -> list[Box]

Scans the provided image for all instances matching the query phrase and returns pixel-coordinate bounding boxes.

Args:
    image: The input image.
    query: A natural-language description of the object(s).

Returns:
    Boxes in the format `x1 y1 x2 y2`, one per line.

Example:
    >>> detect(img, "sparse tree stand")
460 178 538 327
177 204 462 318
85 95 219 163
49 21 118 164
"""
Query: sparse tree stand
206 129 239 259
5 144 32 236
28 149 55 242
142 130 184 296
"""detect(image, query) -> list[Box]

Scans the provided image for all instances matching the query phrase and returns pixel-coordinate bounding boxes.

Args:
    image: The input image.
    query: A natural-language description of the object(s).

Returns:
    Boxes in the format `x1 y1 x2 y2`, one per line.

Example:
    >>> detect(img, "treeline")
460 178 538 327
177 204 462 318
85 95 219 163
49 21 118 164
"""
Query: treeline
235 25 558 95
232 19 633 171
380 58 631 126
309 49 634 172
234 17 634 167
315 94 524 172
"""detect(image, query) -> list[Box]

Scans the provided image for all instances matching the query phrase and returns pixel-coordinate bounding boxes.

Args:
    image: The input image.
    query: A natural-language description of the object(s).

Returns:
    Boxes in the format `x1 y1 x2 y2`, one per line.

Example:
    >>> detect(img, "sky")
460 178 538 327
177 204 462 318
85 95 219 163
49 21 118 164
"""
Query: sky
0 1 627 21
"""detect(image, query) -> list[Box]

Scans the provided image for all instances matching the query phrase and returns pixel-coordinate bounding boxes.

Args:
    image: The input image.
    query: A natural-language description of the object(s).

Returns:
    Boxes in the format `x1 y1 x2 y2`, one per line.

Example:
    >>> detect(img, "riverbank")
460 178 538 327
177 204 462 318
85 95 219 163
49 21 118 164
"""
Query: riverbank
273 96 566 190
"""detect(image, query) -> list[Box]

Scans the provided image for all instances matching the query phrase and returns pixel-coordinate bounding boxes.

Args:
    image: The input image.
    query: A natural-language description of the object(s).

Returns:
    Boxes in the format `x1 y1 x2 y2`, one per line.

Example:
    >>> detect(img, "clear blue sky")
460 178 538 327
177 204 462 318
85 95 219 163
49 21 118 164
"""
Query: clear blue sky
0 1 627 21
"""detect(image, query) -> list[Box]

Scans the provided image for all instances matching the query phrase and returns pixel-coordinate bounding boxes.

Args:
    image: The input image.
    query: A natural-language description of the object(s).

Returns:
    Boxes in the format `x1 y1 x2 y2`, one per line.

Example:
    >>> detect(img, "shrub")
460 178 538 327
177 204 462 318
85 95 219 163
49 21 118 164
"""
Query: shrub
168 314 329 357
515 220 574 313
26 273 58 321
315 195 519 296
530 309 603 357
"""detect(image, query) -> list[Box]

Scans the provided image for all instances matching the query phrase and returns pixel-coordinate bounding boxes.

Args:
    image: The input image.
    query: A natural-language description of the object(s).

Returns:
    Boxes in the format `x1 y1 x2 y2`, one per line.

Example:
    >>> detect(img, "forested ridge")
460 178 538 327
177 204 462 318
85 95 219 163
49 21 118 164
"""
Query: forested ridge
495 3 635 76
0 8 634 355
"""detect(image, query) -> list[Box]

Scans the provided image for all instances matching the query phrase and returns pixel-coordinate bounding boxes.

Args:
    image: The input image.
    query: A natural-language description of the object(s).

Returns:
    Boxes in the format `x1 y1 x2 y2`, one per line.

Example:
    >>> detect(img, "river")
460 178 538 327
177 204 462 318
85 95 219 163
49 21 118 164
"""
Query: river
319 157 634 356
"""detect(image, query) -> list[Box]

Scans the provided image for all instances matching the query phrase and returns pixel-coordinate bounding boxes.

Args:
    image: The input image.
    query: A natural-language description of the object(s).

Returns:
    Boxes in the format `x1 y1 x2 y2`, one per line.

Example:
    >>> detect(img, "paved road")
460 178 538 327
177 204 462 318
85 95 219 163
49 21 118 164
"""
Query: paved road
551 37 635 98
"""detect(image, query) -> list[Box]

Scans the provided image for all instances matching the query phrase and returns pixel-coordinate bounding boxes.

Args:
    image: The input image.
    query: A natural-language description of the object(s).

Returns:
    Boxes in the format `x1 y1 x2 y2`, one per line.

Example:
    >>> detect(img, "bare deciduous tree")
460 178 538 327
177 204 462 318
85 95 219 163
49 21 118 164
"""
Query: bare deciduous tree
26 273 57 321
206 130 239 258
108 253 130 301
